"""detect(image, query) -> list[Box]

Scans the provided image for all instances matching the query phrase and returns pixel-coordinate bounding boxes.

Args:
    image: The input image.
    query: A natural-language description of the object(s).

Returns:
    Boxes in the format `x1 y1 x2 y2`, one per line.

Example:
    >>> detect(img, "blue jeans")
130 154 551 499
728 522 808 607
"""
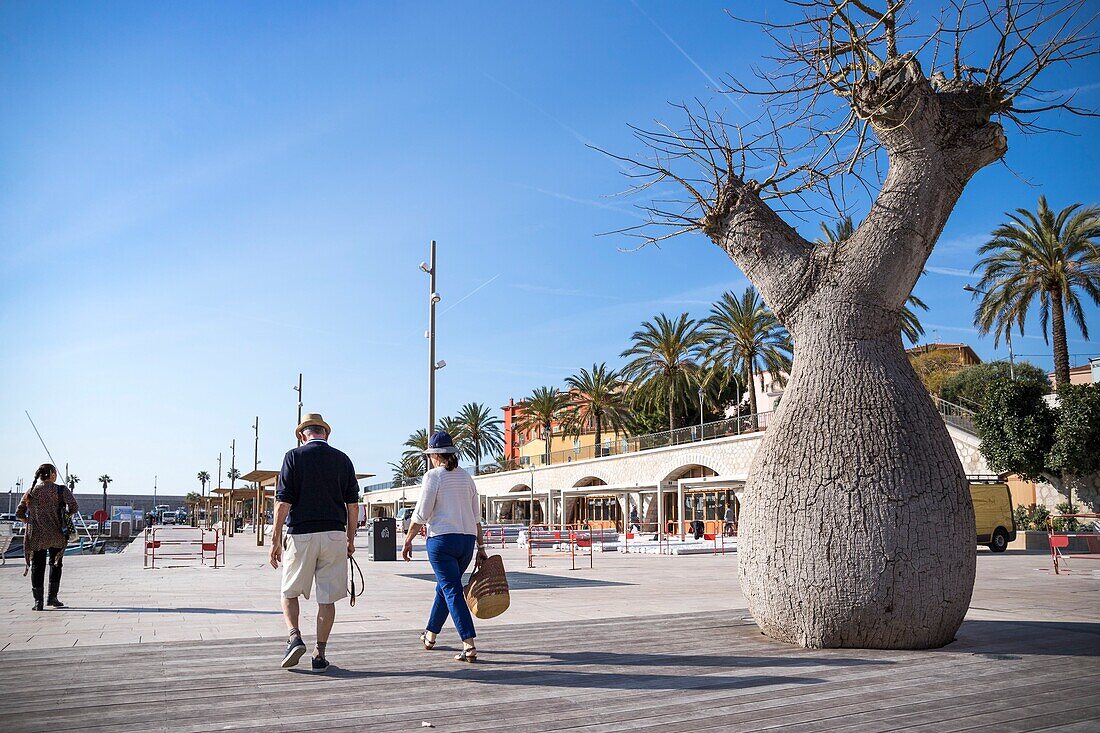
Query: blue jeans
425 533 477 641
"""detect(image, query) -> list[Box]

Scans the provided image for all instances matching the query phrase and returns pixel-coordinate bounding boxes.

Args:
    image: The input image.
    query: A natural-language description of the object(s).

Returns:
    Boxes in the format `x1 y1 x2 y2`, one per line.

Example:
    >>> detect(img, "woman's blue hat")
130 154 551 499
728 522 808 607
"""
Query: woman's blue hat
425 430 458 455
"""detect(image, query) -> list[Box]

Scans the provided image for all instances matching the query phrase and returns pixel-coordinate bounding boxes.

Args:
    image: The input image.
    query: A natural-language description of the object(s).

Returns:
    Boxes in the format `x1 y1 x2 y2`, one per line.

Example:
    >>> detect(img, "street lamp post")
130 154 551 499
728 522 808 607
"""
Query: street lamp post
964 284 1015 379
294 373 303 426
421 241 441 438
697 386 704 439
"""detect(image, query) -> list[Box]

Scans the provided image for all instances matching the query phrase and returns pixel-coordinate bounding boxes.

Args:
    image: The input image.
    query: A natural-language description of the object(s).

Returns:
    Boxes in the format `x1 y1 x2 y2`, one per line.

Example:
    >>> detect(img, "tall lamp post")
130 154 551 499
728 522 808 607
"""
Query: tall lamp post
294 373 303 426
964 284 1015 380
697 386 705 439
420 241 446 439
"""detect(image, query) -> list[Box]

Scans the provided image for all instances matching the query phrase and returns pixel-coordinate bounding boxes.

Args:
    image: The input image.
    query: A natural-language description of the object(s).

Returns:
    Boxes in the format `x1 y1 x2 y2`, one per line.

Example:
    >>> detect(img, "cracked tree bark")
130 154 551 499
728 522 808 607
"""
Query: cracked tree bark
717 56 1008 648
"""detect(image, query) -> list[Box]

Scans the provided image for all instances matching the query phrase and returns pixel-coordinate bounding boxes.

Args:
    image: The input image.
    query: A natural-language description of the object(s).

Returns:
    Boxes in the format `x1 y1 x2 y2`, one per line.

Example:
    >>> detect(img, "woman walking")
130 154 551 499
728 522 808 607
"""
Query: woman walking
401 431 486 662
16 464 79 611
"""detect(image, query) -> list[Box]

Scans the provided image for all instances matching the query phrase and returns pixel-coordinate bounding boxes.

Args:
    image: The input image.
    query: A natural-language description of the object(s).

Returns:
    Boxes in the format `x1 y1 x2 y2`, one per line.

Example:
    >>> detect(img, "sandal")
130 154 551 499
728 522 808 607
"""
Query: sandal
419 632 436 650
455 644 477 663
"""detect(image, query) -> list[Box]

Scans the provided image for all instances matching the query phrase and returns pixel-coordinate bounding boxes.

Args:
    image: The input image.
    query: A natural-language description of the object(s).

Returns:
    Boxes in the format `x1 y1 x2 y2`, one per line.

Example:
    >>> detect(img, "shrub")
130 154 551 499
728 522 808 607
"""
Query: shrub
1052 501 1081 532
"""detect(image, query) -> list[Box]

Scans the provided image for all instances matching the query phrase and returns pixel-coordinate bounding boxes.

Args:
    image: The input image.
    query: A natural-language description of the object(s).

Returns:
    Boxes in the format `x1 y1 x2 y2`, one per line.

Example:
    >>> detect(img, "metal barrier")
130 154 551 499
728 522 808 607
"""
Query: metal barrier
526 523 594 570
144 526 224 569
1048 514 1100 575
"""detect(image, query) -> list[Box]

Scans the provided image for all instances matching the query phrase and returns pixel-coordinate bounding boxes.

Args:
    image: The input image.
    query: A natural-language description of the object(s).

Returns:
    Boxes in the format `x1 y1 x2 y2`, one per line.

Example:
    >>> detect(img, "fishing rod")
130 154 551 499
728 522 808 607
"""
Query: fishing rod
25 411 66 482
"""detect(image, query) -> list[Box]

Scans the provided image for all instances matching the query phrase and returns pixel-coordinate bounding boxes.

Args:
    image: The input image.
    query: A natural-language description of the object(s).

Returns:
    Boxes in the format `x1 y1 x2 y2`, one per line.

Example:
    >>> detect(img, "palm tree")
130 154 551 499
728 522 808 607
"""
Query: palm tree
197 470 210 499
901 294 929 346
818 216 930 345
98 474 112 516
620 313 706 433
389 455 424 487
436 415 469 449
403 428 430 473
703 288 793 430
972 196 1100 388
67 474 80 490
563 363 631 457
226 468 240 486
456 402 504 475
517 387 571 466
185 492 201 526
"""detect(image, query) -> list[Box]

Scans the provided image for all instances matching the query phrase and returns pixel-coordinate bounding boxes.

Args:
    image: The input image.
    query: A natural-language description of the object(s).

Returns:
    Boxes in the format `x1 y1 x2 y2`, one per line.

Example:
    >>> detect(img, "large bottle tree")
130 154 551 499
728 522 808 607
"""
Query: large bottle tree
611 1 1096 649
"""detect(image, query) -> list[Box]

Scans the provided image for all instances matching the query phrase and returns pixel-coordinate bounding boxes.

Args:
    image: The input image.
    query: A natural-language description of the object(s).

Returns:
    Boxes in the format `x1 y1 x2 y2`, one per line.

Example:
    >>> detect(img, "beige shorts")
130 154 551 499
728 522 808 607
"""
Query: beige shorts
281 531 348 604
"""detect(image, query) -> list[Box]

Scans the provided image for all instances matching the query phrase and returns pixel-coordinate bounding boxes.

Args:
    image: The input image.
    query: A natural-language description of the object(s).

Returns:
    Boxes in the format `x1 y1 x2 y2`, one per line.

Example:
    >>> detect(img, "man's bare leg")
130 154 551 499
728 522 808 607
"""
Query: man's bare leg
316 603 336 650
282 597 301 633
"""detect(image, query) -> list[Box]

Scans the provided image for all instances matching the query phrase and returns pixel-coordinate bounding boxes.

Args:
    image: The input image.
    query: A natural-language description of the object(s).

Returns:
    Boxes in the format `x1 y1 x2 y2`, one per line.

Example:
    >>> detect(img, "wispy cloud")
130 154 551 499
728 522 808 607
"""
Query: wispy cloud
514 184 647 220
482 72 599 150
925 266 972 278
510 283 622 300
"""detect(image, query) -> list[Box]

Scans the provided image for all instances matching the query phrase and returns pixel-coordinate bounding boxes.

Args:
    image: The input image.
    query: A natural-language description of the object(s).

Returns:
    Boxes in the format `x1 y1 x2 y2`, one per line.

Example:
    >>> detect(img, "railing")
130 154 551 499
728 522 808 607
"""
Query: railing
370 395 980 489
931 395 977 434
483 411 774 474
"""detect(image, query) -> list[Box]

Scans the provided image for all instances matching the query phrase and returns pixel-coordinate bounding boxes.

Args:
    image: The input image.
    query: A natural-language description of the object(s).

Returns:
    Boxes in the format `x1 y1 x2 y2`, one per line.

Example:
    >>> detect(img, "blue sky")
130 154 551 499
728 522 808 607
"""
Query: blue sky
2 1 1098 498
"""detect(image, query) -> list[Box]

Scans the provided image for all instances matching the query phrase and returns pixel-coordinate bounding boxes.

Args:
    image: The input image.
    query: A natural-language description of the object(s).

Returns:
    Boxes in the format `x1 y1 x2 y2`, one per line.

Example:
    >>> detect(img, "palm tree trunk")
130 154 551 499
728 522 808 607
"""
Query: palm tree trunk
1050 288 1071 388
747 362 760 431
544 422 551 466
594 413 602 459
474 444 481 476
668 394 676 439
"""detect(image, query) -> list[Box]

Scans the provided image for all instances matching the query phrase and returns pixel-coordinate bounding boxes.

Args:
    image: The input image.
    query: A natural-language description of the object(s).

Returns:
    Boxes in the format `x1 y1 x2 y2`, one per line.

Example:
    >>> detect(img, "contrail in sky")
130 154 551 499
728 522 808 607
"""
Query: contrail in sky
629 0 749 118
442 274 502 314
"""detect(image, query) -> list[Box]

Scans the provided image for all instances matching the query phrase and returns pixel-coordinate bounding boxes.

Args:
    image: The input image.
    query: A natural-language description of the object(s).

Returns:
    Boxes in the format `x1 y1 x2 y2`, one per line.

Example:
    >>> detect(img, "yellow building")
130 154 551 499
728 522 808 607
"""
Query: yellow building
517 427 630 467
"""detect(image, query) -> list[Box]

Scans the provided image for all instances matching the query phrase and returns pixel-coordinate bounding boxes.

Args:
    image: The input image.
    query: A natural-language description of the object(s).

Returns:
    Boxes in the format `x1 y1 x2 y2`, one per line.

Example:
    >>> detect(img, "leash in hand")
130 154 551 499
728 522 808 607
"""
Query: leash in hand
347 553 364 607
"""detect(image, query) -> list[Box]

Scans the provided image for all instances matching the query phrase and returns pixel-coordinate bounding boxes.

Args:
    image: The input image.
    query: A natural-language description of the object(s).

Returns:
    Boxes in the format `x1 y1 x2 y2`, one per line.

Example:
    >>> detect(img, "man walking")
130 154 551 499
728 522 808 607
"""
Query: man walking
269 413 360 672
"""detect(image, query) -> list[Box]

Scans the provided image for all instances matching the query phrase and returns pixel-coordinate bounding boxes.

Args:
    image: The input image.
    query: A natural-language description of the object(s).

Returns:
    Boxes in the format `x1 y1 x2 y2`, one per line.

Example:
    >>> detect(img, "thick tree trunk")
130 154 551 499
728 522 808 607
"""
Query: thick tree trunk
691 54 1009 649
737 305 975 648
1050 288 1071 389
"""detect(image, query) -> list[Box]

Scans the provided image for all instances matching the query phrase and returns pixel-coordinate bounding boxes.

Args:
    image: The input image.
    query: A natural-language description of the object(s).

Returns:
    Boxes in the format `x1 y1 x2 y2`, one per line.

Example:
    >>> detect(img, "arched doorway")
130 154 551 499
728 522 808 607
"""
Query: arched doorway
662 464 739 536
570 477 621 531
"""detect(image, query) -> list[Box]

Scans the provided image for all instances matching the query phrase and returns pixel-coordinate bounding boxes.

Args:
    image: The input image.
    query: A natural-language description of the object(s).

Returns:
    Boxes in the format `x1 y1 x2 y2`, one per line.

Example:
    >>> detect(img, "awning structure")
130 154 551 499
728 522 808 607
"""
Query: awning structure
238 469 375 486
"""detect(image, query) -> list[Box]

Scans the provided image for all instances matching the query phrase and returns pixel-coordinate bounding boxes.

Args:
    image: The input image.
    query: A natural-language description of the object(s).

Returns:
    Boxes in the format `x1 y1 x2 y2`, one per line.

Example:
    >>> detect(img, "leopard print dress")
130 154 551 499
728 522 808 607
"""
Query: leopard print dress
16 482 79 564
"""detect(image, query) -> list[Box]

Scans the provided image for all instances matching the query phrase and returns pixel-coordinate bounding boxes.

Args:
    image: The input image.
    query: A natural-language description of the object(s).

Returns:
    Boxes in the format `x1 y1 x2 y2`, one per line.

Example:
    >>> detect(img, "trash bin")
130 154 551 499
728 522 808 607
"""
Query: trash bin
367 517 397 561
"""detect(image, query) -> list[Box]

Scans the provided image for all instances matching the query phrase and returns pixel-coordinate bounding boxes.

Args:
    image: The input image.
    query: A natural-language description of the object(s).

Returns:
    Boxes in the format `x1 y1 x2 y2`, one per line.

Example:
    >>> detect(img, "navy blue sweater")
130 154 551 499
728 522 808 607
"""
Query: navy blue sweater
276 440 359 535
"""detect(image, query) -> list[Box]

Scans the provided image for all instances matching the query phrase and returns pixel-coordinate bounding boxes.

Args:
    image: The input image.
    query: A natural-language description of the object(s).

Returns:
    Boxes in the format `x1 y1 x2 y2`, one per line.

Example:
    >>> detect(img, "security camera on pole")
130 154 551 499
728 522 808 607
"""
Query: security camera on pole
420 241 447 471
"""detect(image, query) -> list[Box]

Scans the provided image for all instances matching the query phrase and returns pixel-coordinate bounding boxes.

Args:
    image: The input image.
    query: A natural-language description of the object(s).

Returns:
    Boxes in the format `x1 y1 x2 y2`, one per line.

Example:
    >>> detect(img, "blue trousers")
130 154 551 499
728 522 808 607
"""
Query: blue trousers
425 533 477 641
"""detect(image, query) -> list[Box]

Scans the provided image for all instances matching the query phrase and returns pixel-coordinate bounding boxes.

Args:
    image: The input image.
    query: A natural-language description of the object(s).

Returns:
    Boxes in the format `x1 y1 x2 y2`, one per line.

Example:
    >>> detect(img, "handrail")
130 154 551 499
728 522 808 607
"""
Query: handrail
484 411 775 475
930 395 977 434
371 396 974 488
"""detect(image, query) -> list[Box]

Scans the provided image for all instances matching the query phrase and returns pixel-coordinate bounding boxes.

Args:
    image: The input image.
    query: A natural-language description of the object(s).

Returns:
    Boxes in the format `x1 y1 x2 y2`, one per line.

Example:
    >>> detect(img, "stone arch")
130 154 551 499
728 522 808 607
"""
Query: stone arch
573 476 609 488
509 483 532 492
658 459 723 486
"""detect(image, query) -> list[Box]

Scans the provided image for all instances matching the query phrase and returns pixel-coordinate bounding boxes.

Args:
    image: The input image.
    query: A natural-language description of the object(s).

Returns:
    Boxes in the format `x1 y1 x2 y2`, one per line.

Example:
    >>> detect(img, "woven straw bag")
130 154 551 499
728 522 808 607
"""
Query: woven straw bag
464 554 510 619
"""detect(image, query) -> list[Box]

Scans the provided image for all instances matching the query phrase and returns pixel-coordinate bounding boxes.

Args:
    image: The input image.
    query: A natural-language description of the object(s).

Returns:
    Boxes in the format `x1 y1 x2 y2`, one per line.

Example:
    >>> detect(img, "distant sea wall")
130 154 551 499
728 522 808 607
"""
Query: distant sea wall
70 493 190 513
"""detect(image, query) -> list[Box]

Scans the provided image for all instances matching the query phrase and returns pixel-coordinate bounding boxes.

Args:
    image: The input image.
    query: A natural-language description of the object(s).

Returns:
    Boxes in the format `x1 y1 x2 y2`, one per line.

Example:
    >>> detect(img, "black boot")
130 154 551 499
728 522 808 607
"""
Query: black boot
47 561 64 608
32 588 44 612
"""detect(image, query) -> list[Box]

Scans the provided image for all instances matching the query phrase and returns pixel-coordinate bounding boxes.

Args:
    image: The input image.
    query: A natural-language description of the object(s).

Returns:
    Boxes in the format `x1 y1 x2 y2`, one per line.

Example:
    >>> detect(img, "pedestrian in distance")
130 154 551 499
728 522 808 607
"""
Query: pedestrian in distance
402 431 487 662
629 507 641 533
17 463 79 611
724 506 736 537
269 413 360 673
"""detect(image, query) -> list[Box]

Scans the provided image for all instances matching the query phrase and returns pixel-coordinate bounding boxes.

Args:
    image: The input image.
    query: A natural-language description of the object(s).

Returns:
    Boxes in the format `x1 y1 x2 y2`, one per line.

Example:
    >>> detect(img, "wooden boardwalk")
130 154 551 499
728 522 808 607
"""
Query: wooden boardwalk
3 610 1097 732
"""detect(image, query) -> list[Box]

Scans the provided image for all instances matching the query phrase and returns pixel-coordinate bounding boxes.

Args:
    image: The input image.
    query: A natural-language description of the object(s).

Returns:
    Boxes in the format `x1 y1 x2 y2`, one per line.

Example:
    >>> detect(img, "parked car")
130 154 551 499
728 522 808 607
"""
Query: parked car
969 481 1016 552
396 506 416 533
161 513 176 525
0 513 25 535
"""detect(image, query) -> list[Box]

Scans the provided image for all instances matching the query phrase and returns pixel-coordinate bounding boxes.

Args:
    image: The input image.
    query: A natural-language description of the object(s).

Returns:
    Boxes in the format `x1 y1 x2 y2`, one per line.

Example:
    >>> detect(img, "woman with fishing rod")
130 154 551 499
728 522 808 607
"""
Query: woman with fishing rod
16 463 79 611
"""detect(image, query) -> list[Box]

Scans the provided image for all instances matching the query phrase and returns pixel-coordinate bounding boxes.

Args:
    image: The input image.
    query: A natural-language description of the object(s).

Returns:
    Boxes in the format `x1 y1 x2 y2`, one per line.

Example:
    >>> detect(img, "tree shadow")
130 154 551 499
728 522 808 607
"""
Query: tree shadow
480 649 894 670
945 619 1100 658
327 663 827 691
54 606 283 615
